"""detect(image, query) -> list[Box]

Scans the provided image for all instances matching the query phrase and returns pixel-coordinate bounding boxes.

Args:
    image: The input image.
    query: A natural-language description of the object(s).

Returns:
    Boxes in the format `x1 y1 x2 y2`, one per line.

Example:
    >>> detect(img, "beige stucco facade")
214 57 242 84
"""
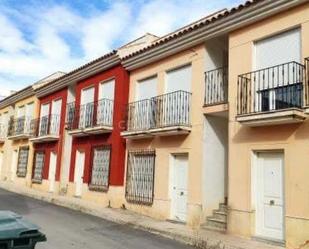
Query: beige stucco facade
228 3 309 248
123 44 212 227
0 95 40 188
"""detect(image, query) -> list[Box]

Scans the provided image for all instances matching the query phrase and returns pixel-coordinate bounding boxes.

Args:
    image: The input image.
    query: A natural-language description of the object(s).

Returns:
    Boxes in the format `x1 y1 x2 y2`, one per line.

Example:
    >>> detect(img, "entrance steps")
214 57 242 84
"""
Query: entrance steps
201 203 227 232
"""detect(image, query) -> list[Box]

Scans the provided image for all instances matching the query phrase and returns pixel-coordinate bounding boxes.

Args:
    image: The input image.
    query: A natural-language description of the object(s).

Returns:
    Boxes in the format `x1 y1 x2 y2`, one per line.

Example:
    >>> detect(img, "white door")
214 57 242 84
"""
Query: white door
51 99 62 135
10 150 18 181
170 155 188 222
80 87 95 128
0 151 3 178
98 79 115 125
39 103 50 136
74 150 85 197
48 152 57 192
256 152 284 241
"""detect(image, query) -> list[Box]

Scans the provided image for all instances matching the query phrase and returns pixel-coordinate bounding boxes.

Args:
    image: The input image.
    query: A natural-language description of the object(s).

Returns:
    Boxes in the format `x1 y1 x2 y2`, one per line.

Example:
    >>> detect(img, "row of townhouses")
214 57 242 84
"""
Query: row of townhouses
0 0 308 247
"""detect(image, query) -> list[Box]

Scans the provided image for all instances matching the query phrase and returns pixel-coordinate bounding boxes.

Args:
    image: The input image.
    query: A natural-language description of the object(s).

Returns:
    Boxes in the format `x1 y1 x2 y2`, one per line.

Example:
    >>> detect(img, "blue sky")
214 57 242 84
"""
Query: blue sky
0 0 243 97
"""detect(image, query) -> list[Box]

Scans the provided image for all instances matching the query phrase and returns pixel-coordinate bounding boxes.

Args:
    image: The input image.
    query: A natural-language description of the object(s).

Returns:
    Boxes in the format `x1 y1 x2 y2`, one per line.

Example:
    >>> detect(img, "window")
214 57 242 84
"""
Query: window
16 147 29 177
32 151 45 183
125 150 155 205
89 146 111 191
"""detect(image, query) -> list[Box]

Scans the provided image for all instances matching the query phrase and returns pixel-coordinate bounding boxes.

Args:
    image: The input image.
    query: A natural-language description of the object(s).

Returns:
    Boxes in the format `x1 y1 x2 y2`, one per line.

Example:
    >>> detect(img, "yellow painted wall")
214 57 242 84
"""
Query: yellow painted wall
0 95 40 188
228 3 309 248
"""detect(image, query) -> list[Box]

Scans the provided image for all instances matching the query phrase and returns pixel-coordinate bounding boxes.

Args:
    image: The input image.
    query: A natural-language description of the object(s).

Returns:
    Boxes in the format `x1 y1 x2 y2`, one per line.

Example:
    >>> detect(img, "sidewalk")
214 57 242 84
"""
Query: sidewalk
0 181 283 249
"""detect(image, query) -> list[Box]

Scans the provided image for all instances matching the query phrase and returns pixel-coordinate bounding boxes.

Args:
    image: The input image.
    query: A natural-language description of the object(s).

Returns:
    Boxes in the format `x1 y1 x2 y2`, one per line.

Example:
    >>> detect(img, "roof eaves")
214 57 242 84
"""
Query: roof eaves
35 51 120 98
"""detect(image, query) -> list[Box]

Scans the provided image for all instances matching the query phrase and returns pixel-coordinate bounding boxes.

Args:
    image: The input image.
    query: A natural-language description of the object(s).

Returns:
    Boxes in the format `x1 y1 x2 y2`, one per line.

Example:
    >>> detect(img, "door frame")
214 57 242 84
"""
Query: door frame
251 150 285 241
74 149 85 197
169 153 189 222
48 151 57 192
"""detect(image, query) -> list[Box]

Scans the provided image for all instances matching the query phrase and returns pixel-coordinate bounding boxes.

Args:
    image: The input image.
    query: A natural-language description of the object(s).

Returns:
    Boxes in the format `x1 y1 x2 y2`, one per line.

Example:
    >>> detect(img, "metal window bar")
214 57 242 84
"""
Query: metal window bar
305 57 309 106
16 147 29 177
31 114 61 137
89 145 111 192
126 90 192 132
237 61 305 115
66 98 114 131
8 116 33 137
125 150 156 205
32 152 45 183
204 67 228 106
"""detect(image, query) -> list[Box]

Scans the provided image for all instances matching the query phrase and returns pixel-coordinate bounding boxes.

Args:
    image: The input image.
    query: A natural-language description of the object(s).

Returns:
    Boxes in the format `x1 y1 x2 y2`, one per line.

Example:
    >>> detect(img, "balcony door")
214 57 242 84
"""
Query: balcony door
254 28 301 112
134 77 157 130
165 65 192 127
39 103 50 136
80 87 94 129
16 106 25 134
98 79 115 126
50 99 62 135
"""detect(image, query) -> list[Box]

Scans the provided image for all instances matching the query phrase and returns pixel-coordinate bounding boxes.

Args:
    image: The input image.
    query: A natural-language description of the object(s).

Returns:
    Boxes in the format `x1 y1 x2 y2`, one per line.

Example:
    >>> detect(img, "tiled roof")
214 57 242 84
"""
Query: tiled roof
122 0 262 60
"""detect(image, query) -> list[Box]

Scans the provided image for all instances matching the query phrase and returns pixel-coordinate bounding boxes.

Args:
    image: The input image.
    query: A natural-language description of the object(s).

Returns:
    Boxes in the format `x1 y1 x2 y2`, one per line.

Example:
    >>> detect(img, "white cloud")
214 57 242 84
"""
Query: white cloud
81 1 132 60
0 14 33 53
0 0 244 97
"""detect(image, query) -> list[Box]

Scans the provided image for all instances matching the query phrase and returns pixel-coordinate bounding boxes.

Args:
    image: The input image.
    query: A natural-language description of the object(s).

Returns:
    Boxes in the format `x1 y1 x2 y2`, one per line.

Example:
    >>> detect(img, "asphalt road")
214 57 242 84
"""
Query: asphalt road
0 188 195 249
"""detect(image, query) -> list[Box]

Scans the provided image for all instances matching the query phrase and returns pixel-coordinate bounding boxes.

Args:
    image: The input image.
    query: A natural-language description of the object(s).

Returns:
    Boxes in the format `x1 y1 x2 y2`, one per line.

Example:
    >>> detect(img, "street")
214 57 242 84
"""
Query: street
0 188 195 249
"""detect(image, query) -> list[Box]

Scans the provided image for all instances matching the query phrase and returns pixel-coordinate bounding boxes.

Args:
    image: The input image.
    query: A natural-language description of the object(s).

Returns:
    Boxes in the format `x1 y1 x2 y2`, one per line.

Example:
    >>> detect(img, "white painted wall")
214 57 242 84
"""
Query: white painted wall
60 84 75 193
202 115 228 216
204 37 228 71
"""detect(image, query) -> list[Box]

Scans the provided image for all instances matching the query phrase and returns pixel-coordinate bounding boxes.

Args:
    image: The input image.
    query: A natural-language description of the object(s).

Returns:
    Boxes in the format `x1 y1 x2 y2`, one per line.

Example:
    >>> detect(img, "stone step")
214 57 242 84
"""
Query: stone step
213 210 227 221
219 203 228 212
206 217 227 230
201 223 226 233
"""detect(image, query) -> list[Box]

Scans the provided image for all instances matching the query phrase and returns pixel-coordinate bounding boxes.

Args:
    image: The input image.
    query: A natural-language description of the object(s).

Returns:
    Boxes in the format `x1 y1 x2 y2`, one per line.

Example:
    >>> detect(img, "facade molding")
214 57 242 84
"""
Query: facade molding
122 0 307 70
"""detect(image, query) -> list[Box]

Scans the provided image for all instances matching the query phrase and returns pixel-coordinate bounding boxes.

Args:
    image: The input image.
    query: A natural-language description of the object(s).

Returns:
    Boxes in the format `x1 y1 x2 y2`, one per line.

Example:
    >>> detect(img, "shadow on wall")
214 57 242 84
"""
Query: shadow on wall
231 122 306 144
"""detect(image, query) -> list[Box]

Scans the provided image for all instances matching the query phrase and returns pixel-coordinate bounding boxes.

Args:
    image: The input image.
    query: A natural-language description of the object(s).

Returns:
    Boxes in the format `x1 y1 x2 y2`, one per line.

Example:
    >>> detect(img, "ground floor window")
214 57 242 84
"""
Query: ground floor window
125 150 155 205
89 145 111 191
32 151 45 183
16 146 29 177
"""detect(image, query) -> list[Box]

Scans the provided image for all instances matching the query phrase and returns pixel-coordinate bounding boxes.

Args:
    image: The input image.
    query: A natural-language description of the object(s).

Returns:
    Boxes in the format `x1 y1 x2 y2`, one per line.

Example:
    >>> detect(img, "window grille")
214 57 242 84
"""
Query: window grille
125 150 155 205
16 147 29 177
89 145 111 191
32 151 45 183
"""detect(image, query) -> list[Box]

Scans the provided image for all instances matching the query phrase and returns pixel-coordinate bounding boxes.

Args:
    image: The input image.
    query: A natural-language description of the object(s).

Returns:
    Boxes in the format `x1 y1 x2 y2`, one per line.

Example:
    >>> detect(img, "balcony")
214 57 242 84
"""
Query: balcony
0 124 7 143
204 67 228 114
121 90 192 139
236 61 306 126
29 115 61 143
7 116 33 140
304 57 309 113
67 98 114 137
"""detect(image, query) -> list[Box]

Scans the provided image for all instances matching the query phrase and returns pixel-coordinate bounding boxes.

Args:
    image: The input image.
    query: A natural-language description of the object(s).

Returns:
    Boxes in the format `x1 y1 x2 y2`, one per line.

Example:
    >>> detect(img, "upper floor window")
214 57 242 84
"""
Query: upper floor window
136 76 157 101
255 28 301 70
166 64 191 93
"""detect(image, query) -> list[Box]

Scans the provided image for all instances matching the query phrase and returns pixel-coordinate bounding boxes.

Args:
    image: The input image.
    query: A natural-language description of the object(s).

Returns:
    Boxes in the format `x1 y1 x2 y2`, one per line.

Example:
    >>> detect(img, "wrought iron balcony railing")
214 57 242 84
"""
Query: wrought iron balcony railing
305 57 309 106
7 116 33 137
237 61 305 115
31 114 61 137
67 98 114 130
204 67 228 106
126 90 191 132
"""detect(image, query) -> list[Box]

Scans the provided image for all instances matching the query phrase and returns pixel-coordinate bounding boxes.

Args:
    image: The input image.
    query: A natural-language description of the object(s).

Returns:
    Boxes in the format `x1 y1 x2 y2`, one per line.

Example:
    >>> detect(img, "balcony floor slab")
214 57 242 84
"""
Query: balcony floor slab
149 126 191 136
68 126 113 137
29 135 59 143
236 108 306 126
121 130 153 139
7 134 32 140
